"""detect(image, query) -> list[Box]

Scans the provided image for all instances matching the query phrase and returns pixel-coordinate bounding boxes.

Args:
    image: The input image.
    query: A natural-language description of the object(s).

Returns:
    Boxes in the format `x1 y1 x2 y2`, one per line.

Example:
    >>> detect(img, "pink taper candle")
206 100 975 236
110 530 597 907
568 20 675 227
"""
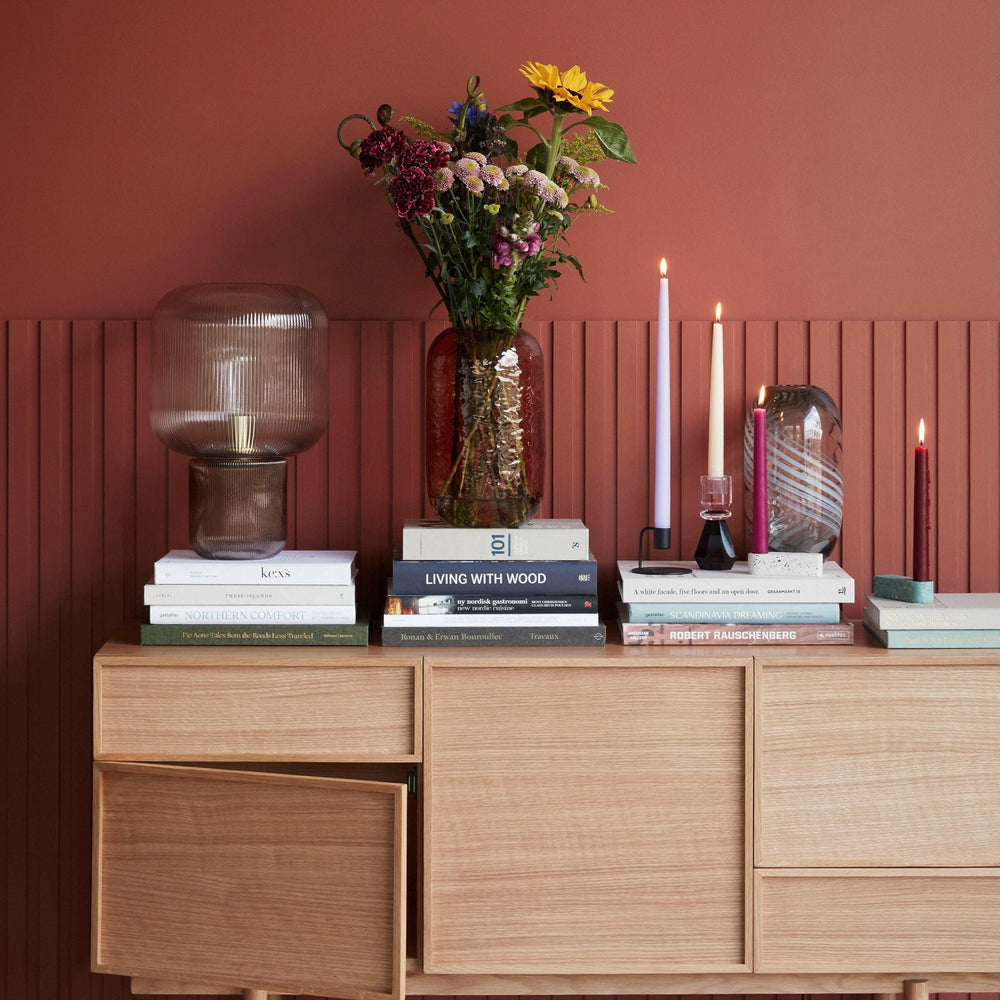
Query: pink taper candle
752 386 768 554
653 258 670 543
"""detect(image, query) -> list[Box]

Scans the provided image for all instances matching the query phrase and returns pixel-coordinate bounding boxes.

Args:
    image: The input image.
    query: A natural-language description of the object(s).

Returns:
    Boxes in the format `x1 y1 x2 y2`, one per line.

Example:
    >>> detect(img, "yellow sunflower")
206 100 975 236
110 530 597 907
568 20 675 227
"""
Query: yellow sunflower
519 61 614 116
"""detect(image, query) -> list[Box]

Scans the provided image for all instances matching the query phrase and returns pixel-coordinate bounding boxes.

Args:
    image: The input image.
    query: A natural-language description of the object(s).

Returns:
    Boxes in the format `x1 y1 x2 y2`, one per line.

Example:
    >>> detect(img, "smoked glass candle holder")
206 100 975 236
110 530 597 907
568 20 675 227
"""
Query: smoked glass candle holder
150 283 329 559
695 474 736 570
742 384 843 557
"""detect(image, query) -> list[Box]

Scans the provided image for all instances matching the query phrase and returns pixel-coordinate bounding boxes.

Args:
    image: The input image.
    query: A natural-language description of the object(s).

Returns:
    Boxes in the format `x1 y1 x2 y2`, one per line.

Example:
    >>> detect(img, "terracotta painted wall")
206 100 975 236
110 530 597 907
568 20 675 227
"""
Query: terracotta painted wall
4 2 1000 1000
2 0 999 322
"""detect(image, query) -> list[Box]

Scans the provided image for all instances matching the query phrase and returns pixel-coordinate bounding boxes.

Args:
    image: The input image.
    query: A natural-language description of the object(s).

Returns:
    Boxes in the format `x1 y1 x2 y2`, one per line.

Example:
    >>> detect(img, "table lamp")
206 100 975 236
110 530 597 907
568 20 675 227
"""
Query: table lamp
150 283 329 559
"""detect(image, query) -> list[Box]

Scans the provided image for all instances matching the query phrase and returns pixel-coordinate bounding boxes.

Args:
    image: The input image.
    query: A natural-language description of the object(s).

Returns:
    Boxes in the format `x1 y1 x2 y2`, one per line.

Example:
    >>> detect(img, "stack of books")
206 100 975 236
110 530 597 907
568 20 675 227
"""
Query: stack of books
864 592 1000 647
140 548 367 645
615 559 856 645
382 518 605 646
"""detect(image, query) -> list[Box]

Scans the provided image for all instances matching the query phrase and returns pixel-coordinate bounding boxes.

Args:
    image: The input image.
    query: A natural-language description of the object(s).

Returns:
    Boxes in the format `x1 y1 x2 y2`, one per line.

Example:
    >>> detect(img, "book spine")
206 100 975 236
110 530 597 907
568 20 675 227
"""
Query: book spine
144 583 356 605
148 605 357 625
383 612 599 627
401 526 589 561
380 623 607 647
139 622 369 645
619 578 854 603
392 559 599 595
619 620 854 645
387 593 598 613
153 565 355 586
624 601 841 624
864 620 1000 648
866 607 1000 630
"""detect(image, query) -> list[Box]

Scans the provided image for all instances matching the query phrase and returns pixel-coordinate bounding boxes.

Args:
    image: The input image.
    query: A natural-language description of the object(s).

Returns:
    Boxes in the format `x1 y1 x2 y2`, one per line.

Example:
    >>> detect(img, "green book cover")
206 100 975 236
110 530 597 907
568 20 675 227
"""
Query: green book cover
140 614 369 646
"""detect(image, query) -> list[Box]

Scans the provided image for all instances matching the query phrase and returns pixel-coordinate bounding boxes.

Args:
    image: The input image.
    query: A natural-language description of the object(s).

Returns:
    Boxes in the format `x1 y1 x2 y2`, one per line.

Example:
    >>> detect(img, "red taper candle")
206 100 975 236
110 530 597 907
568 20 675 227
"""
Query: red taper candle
913 418 930 582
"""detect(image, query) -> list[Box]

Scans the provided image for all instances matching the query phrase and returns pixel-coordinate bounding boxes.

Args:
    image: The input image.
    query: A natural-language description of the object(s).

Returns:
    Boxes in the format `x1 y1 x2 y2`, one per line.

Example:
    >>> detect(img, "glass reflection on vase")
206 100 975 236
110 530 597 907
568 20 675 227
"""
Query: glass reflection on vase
425 326 544 528
742 384 843 557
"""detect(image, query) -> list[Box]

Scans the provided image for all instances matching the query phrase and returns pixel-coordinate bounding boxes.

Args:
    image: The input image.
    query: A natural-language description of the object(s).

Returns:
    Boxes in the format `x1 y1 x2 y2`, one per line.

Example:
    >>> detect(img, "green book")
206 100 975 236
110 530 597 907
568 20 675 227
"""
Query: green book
140 615 369 646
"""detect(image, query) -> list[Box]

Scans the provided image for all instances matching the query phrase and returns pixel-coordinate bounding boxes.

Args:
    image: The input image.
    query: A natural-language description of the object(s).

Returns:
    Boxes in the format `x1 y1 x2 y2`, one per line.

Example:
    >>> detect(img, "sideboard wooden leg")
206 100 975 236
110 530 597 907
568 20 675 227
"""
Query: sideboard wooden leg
873 992 898 1000
904 978 930 1000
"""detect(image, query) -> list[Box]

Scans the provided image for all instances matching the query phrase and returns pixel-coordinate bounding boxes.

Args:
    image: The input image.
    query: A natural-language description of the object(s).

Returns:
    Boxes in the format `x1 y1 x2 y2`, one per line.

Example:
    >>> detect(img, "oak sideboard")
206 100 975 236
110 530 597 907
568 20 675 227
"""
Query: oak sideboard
91 628 1000 999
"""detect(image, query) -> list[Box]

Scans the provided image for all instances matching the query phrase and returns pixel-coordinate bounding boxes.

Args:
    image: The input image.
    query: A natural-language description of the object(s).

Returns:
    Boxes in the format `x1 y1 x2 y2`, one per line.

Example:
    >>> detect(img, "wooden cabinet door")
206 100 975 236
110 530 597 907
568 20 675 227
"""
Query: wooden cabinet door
424 655 752 974
93 762 405 999
756 659 1000 867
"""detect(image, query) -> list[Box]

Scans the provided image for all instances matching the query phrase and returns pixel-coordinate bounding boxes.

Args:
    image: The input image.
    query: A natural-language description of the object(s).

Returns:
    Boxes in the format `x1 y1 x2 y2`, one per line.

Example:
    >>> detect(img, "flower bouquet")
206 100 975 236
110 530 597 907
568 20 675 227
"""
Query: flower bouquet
339 62 635 526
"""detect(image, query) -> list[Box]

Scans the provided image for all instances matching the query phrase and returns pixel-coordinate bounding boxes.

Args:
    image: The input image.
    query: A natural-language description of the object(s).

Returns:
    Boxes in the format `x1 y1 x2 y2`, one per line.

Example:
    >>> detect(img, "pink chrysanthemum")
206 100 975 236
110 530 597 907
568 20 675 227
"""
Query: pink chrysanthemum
481 164 505 187
454 157 480 181
461 175 485 194
433 167 455 191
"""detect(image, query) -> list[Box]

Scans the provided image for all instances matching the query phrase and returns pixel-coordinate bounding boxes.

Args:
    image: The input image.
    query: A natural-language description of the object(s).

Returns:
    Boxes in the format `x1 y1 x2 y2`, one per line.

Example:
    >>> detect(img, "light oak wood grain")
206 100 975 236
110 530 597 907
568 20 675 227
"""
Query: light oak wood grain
756 869 1000 971
424 657 752 974
756 661 1000 866
95 655 420 761
93 762 405 999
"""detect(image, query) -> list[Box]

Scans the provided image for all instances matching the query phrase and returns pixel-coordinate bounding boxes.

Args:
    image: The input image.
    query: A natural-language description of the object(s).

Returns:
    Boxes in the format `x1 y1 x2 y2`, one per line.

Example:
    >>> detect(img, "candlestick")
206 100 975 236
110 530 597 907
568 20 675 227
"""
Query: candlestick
752 386 768 554
653 258 671 549
913 418 930 582
708 301 724 478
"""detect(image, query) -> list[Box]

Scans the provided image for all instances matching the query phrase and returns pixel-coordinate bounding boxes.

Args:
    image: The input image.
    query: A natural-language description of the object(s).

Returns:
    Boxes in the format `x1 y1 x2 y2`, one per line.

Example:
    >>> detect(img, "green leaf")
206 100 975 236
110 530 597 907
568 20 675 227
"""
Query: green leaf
524 142 547 172
586 117 637 164
495 97 551 119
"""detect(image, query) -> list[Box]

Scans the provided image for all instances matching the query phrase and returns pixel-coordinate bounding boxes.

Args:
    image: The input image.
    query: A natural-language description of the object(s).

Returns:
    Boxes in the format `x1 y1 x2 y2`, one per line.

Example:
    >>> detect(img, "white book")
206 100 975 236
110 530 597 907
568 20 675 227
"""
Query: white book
865 592 1000 630
144 575 357 606
382 611 599 627
617 559 854 603
148 604 357 625
153 549 357 585
401 518 588 561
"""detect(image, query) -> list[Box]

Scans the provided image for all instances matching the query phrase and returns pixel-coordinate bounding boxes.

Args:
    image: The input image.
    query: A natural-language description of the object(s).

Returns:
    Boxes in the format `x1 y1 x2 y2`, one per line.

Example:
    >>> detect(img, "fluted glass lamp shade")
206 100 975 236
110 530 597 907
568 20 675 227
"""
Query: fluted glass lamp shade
150 283 328 559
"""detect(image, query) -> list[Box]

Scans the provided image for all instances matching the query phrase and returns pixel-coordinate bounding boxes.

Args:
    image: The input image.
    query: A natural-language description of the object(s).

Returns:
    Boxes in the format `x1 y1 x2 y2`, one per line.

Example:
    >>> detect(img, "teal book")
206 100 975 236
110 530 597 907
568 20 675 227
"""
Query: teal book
864 617 1000 648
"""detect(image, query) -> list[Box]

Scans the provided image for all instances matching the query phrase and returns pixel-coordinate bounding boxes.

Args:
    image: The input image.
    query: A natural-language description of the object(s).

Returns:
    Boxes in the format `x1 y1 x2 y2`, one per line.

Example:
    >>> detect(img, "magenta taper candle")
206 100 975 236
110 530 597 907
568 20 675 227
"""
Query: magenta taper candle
913 418 930 581
752 387 768 554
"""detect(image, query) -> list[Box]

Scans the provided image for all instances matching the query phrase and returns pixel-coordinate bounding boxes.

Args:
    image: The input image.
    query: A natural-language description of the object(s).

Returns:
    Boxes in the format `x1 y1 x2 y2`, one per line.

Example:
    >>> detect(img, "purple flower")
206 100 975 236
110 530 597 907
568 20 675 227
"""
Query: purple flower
358 126 407 174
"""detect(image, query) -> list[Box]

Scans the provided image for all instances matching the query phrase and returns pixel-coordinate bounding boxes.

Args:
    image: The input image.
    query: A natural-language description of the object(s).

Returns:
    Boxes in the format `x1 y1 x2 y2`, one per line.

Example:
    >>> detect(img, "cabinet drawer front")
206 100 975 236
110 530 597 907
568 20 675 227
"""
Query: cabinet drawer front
93 762 405 1000
426 660 752 974
756 869 1000 971
96 660 420 761
756 663 1000 866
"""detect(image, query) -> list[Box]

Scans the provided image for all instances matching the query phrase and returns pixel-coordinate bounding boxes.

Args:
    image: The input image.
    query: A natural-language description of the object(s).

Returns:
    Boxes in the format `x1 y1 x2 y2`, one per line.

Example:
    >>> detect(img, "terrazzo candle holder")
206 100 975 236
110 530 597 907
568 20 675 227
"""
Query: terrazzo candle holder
747 551 824 576
872 573 935 604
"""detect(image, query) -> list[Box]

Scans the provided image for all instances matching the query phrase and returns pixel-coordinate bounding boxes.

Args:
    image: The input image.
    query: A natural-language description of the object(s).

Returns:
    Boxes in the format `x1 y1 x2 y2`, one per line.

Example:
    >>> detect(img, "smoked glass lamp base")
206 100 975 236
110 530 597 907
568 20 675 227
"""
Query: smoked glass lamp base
189 457 287 559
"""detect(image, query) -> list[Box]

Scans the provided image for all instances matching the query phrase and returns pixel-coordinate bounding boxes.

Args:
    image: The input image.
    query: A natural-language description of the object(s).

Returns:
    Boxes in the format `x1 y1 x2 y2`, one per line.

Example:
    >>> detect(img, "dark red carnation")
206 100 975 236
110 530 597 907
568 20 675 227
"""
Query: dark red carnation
400 140 450 173
358 126 407 174
388 167 436 220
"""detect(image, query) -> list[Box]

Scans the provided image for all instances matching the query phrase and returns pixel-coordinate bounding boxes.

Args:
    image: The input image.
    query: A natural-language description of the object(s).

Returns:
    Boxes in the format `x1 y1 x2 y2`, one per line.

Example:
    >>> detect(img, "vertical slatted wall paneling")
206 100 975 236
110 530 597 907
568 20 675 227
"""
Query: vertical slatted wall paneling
3 317 999 1000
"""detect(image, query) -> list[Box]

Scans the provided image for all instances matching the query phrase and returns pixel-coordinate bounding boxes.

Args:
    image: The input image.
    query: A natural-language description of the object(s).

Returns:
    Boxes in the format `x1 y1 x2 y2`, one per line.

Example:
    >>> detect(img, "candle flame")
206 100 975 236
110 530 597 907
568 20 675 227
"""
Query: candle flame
715 301 722 322
918 418 925 446
659 258 667 277
758 385 766 407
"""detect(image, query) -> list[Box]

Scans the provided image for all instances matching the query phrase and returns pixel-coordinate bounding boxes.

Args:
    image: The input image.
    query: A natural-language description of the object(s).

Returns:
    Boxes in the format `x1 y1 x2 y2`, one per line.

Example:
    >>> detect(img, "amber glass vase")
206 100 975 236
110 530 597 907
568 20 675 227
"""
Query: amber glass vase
425 327 545 528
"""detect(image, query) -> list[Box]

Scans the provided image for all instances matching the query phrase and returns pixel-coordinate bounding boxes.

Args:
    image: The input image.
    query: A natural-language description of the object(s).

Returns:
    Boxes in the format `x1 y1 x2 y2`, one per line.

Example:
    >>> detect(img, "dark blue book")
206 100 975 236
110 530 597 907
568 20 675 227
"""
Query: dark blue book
390 554 598 595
